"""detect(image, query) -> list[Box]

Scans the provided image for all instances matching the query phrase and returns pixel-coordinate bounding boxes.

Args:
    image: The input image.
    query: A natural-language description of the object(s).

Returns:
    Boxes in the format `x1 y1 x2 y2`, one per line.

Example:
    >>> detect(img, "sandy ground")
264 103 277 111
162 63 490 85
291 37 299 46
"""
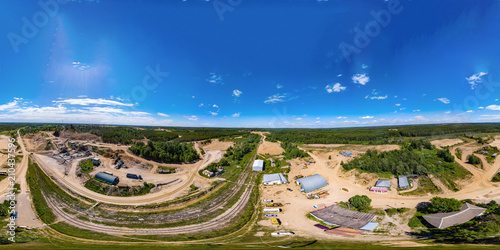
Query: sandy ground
0 135 10 152
257 140 500 241
201 139 234 151
257 140 284 155
431 138 463 148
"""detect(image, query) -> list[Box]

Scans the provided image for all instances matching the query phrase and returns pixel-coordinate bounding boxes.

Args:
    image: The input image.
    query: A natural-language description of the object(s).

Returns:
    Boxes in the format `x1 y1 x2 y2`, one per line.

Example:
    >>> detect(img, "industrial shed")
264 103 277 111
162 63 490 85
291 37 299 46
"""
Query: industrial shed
262 173 288 185
253 159 264 171
95 172 119 185
375 179 391 188
310 205 377 230
398 175 409 189
296 174 327 192
423 203 486 229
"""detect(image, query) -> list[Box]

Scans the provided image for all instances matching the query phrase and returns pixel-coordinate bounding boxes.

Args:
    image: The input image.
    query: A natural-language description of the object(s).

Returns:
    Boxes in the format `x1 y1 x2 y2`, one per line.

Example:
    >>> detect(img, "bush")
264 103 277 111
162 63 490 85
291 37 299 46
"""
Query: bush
78 159 94 174
467 154 481 165
385 207 410 216
422 197 462 214
349 195 372 211
492 173 500 182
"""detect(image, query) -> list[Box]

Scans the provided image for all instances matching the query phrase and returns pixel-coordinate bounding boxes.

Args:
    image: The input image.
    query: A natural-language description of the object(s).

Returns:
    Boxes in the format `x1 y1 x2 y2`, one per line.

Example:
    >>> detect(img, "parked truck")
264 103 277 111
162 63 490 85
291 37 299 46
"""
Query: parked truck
263 208 281 213
126 173 142 180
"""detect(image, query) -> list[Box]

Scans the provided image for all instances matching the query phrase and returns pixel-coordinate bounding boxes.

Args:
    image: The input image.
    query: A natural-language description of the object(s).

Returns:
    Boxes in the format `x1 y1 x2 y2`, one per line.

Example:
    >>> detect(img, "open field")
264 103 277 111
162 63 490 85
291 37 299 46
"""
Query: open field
257 140 284 155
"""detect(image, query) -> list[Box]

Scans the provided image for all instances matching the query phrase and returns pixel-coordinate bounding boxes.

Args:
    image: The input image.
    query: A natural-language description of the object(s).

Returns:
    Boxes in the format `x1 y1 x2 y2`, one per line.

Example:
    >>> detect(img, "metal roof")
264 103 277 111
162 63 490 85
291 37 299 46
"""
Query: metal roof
398 175 409 187
359 222 379 231
422 203 486 229
310 205 376 229
262 173 288 184
253 159 264 171
95 172 119 185
375 179 391 188
296 174 328 192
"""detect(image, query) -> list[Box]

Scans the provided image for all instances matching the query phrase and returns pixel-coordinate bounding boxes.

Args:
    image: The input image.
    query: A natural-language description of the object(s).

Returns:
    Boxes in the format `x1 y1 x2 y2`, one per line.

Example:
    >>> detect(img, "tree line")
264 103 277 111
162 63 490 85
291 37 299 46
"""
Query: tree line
130 141 199 163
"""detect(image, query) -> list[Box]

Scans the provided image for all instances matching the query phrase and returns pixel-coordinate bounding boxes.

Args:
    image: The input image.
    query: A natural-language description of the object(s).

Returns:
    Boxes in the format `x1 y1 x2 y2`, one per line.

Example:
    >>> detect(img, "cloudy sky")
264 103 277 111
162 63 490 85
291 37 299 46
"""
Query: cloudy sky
1 0 500 128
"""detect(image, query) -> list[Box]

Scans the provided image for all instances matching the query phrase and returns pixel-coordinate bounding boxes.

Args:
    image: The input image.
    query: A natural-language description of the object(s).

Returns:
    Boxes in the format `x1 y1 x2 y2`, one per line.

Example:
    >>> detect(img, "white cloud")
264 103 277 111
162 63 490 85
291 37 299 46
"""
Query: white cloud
495 99 499 102
276 84 283 89
366 95 387 100
466 110 473 113
213 104 219 108
336 116 347 119
232 89 242 97
395 104 401 106
337 74 342 77
232 113 240 118
78 95 87 98
316 117 320 120
0 100 19 111
486 105 500 111
192 96 196 98
209 111 218 116
264 94 286 104
411 116 428 122
437 97 450 104
478 106 484 109
352 73 370 85
445 111 451 114
206 72 223 84
361 64 368 69
199 103 204 107
465 72 487 90
360 116 374 119
325 83 346 93
72 61 90 71
54 98 134 107
294 117 302 120
157 112 170 117
185 115 199 121
413 109 421 112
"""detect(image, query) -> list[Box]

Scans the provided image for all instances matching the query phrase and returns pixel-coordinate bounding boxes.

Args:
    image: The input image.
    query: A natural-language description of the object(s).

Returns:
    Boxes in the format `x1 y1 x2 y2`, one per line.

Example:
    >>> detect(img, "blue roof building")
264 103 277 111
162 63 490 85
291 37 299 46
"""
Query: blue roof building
375 179 391 188
95 172 119 185
296 174 328 192
398 176 409 188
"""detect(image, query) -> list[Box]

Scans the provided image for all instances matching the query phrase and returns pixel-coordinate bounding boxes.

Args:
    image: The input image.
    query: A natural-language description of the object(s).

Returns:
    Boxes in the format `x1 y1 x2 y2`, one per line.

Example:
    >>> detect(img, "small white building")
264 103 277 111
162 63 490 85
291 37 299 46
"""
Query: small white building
253 159 264 171
262 173 288 185
91 158 101 166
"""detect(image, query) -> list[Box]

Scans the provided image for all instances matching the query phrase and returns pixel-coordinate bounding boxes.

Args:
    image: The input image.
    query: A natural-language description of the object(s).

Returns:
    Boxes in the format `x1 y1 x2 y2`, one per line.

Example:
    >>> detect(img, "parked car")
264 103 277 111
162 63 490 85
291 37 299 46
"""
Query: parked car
265 214 278 217
312 205 320 209
287 188 293 192
314 224 329 230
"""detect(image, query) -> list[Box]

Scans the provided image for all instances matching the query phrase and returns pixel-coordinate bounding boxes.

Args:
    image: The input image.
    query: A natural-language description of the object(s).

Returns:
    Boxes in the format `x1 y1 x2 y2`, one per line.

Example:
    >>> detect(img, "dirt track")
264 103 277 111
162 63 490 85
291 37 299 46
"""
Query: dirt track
33 150 223 206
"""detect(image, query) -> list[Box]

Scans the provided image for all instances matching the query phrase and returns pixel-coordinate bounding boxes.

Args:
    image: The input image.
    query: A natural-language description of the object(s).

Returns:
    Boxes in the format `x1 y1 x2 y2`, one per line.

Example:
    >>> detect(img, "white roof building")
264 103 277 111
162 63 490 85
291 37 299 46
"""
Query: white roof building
253 159 264 171
262 173 288 185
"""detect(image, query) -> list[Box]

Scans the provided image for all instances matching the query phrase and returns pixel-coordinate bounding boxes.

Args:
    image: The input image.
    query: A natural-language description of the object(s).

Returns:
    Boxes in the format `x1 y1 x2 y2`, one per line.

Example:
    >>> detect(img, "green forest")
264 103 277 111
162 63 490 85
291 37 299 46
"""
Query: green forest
341 139 468 178
267 123 500 144
130 141 199 163
281 141 308 159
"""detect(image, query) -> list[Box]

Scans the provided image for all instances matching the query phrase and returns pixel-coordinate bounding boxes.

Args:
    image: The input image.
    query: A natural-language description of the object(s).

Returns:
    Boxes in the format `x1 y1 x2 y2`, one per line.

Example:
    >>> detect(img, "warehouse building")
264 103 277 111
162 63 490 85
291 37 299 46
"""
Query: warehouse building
253 159 264 171
296 174 328 192
398 175 409 189
310 205 378 230
95 172 119 185
262 173 289 185
375 179 391 188
423 203 486 229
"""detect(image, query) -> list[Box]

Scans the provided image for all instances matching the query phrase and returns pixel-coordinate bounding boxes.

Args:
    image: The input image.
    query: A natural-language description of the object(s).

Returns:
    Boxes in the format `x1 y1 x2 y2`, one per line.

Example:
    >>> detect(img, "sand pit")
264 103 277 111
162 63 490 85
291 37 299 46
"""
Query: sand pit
431 138 463 148
258 140 284 155
201 139 234 151
0 135 10 151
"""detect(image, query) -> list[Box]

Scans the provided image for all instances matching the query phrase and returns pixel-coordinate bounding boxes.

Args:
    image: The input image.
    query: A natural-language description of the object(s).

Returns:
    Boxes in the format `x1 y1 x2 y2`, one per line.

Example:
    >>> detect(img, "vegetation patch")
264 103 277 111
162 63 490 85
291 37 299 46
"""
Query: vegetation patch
474 145 499 164
130 141 199 163
385 207 410 216
85 178 155 197
400 176 441 196
78 158 94 174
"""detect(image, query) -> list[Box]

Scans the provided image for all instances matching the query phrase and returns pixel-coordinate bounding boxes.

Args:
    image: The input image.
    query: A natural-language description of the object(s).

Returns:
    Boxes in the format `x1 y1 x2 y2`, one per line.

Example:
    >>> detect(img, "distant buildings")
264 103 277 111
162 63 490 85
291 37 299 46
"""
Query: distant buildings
340 151 352 157
203 169 224 177
91 157 100 166
296 174 328 192
253 159 264 171
262 173 288 185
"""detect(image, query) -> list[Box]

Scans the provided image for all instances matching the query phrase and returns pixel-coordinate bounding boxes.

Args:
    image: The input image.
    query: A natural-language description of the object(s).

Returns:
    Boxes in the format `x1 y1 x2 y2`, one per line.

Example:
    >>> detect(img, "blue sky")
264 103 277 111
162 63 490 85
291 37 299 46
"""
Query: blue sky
2 0 500 128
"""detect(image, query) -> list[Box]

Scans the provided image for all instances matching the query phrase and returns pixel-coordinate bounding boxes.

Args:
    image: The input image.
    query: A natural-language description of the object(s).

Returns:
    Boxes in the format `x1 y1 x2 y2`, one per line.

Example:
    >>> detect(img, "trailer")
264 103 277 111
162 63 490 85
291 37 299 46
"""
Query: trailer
263 208 281 213
126 173 142 180
261 199 273 203
270 231 294 236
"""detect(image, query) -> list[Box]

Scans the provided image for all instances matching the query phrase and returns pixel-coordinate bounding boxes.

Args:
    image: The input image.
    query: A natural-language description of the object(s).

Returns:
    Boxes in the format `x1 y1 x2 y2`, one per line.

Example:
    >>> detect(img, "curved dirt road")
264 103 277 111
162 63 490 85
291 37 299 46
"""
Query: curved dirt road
33 150 223 206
